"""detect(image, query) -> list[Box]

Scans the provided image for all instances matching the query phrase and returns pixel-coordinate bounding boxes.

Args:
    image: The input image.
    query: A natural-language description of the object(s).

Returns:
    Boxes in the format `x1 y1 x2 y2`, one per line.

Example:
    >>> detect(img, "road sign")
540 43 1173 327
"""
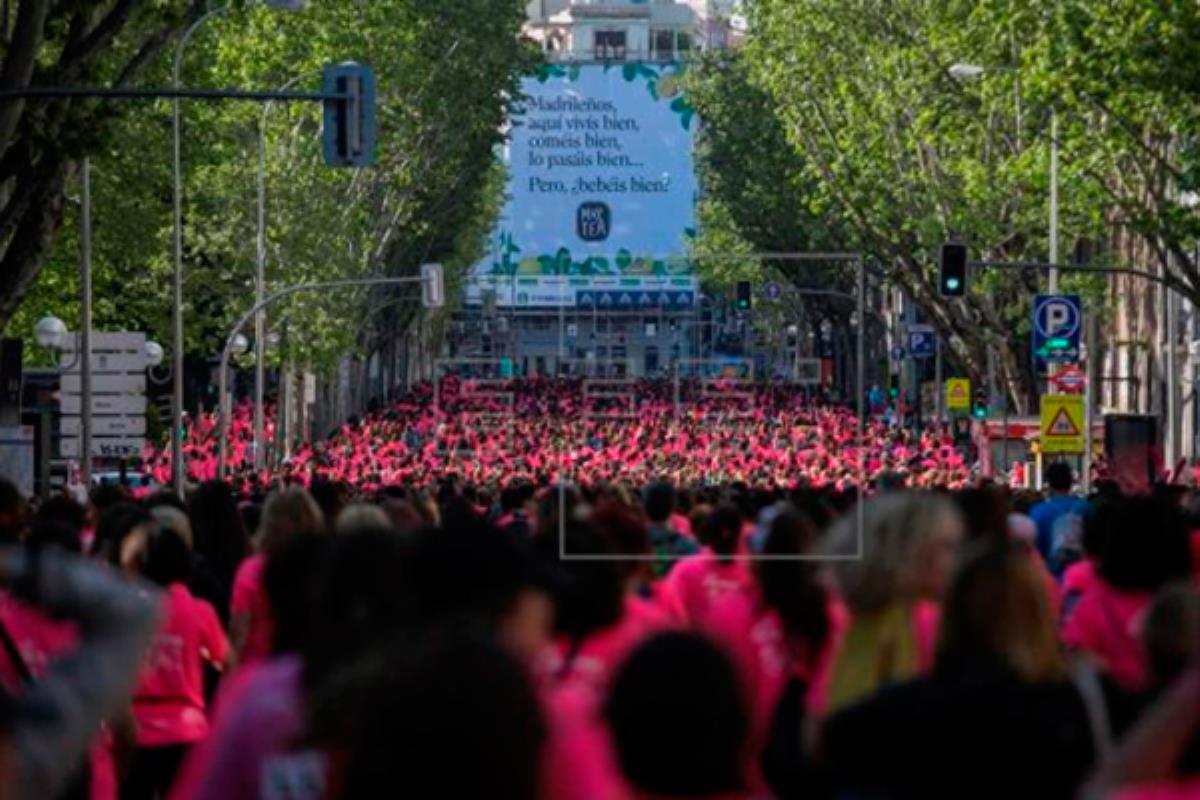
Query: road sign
1040 394 1085 453
60 332 145 353
60 352 146 374
907 324 936 359
891 346 905 361
763 282 782 301
946 378 971 412
61 416 146 436
62 373 145 394
60 437 145 459
1033 295 1081 363
1049 365 1087 394
60 394 146 415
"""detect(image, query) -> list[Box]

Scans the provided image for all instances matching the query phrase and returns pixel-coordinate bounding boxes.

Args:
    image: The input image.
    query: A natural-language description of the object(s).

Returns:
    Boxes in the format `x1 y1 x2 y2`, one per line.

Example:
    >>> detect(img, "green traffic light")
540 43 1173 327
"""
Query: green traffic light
945 277 961 291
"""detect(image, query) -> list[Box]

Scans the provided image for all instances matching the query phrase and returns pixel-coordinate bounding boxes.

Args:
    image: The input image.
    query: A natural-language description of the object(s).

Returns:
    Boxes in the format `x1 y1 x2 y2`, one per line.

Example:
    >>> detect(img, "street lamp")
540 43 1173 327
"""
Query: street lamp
230 333 250 357
254 73 308 473
144 340 165 368
949 61 1058 293
171 1 304 494
34 316 67 351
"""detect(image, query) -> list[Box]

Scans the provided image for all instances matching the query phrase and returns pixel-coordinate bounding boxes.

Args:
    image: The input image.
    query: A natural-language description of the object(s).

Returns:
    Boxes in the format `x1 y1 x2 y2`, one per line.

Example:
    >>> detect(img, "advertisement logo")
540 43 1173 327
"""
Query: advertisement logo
576 202 611 242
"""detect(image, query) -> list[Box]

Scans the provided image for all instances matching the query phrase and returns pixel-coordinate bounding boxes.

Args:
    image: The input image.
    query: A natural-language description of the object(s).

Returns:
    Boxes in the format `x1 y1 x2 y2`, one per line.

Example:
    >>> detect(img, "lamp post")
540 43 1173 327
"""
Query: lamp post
949 62 1058 292
171 5 229 496
171 1 304 494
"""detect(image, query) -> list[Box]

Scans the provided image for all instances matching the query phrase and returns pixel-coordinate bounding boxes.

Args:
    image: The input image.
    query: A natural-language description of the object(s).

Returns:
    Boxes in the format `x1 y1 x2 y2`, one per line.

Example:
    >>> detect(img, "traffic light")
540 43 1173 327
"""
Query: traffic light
735 281 752 311
421 263 445 308
323 62 376 167
939 242 968 297
972 388 989 420
888 373 900 400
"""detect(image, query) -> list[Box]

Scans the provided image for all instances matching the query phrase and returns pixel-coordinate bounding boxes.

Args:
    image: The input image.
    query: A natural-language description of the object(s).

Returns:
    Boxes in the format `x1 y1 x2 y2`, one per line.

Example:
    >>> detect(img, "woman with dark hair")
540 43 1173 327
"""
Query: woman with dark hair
125 529 231 799
94 504 157 577
605 633 749 800
186 482 249 623
1064 495 1193 691
332 636 546 800
659 505 751 629
169 531 330 800
705 507 838 796
229 488 323 665
821 542 1095 799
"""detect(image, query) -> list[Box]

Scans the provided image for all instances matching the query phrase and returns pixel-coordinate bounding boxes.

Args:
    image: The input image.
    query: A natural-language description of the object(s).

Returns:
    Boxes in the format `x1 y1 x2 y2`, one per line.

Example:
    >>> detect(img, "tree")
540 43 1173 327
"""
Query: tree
0 1 207 329
7 0 537 396
690 0 1128 410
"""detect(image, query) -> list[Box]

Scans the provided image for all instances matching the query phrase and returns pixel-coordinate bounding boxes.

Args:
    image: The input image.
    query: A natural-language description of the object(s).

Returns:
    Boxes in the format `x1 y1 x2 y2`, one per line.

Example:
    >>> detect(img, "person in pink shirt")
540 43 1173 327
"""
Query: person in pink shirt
1064 496 1192 691
660 505 751 630
534 517 665 704
229 488 323 666
127 528 232 800
705 506 841 798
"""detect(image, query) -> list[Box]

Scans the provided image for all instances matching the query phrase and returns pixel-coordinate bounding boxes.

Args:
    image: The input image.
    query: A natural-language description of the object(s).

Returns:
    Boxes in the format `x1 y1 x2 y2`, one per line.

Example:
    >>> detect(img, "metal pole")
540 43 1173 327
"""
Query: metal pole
253 75 304 473
79 158 93 487
934 334 943 424
254 104 266 473
1049 108 1059 294
172 6 228 495
1166 259 1179 466
1084 313 1095 493
217 275 429 477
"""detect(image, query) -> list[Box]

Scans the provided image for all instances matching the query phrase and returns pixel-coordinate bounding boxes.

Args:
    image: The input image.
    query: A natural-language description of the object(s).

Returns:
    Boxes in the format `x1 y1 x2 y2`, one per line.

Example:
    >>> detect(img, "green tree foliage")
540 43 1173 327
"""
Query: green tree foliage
7 0 537 377
689 0 1200 408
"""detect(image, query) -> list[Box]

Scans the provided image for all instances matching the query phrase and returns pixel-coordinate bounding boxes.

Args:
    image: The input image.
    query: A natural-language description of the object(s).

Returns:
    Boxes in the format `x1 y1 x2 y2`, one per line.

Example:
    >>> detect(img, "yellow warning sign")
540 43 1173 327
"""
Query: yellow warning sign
1040 394 1085 454
945 379 971 412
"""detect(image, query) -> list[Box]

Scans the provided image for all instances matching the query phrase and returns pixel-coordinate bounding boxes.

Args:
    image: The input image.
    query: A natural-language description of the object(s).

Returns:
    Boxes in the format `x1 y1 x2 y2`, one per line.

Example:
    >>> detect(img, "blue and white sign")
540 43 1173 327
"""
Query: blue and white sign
763 282 783 301
907 324 936 360
472 63 698 308
576 290 695 308
1033 294 1081 363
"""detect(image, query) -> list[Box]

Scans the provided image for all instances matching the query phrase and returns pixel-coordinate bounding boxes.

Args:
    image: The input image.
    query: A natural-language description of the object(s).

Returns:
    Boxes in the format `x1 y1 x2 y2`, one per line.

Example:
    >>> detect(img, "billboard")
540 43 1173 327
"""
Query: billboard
473 62 698 308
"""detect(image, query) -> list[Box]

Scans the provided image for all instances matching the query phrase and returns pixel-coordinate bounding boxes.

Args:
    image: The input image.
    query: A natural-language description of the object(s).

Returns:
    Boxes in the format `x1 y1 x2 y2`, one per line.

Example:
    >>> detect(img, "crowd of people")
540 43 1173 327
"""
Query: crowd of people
146 378 973 491
0 455 1196 799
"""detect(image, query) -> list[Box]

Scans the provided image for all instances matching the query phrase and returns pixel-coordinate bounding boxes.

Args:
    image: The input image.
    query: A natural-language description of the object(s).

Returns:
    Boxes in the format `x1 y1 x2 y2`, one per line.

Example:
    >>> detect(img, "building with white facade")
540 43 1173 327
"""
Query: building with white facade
524 0 740 61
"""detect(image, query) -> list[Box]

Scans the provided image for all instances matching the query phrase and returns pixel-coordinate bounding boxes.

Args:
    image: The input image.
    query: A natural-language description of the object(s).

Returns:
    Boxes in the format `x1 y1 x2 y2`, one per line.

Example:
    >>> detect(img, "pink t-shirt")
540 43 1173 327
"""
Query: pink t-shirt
170 655 323 800
0 595 118 800
133 583 229 746
1062 579 1153 690
539 685 630 800
0 594 77 686
1061 559 1099 625
705 587 848 795
659 552 752 630
231 554 274 665
1113 778 1200 800
537 596 669 701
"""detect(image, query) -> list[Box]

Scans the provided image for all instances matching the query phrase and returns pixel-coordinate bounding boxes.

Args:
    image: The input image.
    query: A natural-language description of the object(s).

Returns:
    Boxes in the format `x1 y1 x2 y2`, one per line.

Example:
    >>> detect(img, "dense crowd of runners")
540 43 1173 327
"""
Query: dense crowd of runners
0 380 1195 799
147 379 972 491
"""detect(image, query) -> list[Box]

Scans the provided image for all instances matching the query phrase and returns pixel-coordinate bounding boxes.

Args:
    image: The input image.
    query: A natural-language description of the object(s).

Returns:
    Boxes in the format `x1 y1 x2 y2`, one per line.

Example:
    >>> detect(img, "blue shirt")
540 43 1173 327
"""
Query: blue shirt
1029 495 1088 576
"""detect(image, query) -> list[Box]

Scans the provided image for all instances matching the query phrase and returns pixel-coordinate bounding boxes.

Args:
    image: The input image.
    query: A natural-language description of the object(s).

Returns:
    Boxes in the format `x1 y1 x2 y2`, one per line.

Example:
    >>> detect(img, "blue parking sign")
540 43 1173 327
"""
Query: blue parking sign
1033 295 1081 364
907 324 935 359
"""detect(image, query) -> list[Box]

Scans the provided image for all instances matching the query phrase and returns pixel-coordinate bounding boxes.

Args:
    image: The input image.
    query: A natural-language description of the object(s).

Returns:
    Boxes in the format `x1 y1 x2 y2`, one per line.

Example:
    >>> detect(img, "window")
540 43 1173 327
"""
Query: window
595 30 627 61
650 29 675 61
676 31 693 54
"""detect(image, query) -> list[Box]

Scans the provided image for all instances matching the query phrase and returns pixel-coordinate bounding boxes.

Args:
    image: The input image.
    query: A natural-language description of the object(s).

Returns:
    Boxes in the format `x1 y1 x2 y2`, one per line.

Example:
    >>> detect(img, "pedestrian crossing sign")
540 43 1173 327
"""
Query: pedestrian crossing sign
1040 394 1085 454
946 379 970 412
